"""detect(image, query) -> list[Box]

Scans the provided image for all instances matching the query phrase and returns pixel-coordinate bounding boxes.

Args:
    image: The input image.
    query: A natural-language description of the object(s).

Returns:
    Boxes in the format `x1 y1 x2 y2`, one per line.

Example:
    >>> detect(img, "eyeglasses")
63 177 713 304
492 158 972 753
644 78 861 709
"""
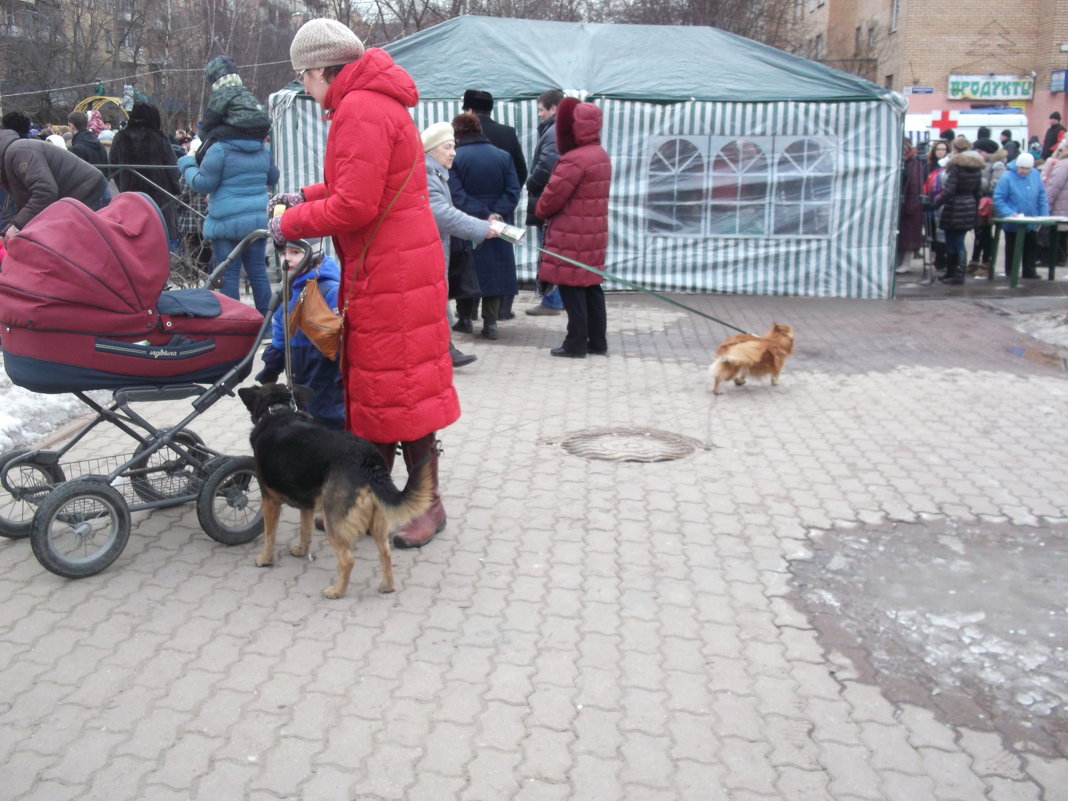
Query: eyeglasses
296 68 312 78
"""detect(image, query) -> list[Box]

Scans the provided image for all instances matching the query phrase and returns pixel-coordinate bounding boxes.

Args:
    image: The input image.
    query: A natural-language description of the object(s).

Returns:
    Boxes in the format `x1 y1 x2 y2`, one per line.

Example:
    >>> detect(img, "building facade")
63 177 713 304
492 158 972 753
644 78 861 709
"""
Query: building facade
807 0 1068 142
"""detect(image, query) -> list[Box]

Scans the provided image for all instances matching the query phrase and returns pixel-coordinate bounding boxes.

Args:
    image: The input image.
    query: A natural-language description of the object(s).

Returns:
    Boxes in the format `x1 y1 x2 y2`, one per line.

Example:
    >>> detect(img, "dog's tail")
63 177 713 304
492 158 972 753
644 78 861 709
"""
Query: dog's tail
377 456 434 527
714 339 766 368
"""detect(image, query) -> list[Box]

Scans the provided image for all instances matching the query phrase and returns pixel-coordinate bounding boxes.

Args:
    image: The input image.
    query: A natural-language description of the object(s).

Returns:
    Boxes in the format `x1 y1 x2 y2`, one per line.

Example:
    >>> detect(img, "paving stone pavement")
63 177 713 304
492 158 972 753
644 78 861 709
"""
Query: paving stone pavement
2 289 1067 800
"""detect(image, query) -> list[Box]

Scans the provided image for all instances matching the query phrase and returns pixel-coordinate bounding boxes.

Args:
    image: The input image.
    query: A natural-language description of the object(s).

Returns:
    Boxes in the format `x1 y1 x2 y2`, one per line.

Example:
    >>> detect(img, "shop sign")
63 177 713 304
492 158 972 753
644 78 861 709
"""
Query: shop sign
1052 70 1068 94
947 74 1034 100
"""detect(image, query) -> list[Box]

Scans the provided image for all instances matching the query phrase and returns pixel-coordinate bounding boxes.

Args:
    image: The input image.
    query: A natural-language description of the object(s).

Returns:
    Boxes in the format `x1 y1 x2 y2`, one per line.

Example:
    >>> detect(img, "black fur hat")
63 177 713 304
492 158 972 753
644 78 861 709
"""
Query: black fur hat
462 89 493 113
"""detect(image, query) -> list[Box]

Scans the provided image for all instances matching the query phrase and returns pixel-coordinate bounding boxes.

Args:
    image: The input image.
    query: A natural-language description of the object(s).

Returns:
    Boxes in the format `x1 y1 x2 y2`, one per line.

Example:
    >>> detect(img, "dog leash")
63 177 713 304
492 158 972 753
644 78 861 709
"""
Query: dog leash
523 241 751 336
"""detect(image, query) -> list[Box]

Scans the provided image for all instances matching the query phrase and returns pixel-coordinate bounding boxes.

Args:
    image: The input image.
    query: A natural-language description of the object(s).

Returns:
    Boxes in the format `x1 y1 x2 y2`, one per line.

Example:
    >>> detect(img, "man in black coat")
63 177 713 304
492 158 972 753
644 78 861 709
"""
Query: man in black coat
67 111 111 208
1000 129 1021 162
67 111 108 168
462 89 526 187
1042 111 1066 160
462 89 527 319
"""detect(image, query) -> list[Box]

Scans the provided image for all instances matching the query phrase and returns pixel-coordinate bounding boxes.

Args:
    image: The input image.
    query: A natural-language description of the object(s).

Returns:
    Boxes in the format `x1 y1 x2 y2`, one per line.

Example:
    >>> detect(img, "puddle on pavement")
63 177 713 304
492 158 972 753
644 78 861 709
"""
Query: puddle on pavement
789 518 1068 758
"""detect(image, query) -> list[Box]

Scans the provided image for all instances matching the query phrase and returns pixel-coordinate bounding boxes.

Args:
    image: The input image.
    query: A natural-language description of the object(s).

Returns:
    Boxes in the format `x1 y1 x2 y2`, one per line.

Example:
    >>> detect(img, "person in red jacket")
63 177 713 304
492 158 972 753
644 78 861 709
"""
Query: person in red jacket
271 18 459 549
536 97 612 358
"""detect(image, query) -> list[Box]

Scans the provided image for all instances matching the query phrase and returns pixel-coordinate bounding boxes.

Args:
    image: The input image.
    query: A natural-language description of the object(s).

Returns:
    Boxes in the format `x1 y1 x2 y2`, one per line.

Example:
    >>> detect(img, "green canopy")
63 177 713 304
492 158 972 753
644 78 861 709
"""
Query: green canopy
385 15 900 105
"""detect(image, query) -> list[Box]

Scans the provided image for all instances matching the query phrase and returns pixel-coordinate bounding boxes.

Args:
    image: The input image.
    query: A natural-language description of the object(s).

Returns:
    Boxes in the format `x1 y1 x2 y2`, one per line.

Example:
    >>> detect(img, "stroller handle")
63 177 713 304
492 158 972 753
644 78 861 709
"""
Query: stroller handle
203 231 319 292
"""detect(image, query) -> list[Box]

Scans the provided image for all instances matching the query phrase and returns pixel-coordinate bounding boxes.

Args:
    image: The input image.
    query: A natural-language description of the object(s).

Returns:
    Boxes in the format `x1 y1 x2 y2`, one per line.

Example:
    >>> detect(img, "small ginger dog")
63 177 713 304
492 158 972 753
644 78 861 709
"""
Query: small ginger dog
710 322 795 395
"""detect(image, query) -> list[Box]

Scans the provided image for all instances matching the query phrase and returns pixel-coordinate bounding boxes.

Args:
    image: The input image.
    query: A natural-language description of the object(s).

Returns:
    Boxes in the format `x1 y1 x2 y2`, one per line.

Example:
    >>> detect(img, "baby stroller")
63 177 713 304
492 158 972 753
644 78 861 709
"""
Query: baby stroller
0 193 285 578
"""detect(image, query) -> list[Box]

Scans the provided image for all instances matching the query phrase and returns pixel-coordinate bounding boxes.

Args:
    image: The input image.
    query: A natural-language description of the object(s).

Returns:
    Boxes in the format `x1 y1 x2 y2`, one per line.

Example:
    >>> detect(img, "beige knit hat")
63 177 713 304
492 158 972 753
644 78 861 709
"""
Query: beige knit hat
421 122 454 152
290 18 365 71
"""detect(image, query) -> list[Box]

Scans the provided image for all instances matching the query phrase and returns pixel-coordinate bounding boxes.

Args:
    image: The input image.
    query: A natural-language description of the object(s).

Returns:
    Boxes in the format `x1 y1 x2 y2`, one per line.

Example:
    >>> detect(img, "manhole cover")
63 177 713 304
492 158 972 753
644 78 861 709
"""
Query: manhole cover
560 428 702 462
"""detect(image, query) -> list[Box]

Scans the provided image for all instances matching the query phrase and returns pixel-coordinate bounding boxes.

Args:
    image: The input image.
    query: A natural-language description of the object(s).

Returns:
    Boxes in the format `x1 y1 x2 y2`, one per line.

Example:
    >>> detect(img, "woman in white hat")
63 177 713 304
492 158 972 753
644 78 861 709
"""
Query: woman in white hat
420 120 498 368
269 19 459 550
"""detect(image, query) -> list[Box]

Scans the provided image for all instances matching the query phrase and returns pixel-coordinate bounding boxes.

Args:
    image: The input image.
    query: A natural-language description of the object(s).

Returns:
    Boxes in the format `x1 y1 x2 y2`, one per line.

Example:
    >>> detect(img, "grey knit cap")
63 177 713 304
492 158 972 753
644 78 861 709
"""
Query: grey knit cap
290 19 365 71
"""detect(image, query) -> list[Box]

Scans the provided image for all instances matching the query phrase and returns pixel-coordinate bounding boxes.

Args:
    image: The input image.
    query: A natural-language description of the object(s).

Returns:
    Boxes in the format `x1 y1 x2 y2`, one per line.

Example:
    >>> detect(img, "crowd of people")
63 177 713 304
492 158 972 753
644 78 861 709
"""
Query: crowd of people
900 111 1068 284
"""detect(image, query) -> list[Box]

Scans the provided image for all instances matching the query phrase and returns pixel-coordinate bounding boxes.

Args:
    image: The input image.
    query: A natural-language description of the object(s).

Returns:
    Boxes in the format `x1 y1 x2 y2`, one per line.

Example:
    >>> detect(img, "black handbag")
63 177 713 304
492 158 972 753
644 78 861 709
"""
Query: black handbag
447 238 481 300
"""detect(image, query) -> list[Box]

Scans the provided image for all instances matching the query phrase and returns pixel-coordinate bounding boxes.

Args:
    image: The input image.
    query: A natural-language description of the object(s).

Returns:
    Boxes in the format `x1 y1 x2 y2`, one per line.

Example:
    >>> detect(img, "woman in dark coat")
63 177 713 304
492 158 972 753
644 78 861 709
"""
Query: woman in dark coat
897 137 925 272
108 102 181 247
448 113 520 340
934 137 984 284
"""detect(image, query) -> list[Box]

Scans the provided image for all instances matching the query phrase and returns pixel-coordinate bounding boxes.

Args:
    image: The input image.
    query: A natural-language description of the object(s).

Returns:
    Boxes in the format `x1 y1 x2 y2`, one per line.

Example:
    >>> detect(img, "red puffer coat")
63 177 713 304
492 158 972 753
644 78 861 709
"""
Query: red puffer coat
280 49 458 443
535 98 612 287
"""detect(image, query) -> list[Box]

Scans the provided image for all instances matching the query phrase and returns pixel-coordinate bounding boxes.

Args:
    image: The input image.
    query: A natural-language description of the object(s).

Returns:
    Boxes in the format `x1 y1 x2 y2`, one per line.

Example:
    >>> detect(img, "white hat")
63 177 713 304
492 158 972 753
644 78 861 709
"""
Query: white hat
290 19 365 72
1016 153 1035 169
46 134 66 149
421 122 454 152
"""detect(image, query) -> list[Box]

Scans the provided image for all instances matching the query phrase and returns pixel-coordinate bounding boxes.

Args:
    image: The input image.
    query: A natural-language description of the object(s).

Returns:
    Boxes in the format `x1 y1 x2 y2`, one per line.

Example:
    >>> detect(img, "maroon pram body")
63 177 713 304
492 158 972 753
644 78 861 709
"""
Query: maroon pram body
0 193 263 393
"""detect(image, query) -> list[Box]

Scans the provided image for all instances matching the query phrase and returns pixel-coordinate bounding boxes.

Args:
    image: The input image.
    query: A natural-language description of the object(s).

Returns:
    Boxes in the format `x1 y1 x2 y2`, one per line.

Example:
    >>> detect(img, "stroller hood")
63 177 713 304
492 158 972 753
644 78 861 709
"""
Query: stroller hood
0 192 169 331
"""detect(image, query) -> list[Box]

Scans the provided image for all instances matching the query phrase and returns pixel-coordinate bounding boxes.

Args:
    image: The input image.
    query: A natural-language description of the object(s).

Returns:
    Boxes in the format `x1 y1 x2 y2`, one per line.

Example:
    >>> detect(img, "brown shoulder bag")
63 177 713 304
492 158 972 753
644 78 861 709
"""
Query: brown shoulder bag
287 275 341 360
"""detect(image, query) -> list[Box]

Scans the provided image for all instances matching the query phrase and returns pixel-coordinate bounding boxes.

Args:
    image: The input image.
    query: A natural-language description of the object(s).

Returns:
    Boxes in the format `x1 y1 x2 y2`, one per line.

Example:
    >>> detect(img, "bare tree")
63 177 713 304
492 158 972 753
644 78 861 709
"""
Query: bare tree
0 0 812 127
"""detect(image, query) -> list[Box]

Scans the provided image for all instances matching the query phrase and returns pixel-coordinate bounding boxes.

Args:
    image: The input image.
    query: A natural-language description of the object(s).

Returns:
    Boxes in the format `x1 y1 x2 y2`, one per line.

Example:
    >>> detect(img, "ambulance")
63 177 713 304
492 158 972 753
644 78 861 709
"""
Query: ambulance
903 108 1029 155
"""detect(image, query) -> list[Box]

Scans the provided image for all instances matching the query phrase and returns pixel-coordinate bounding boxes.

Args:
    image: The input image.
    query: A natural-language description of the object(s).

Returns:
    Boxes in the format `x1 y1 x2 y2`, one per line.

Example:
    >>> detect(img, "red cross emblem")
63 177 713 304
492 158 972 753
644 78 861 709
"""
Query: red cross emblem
931 110 958 133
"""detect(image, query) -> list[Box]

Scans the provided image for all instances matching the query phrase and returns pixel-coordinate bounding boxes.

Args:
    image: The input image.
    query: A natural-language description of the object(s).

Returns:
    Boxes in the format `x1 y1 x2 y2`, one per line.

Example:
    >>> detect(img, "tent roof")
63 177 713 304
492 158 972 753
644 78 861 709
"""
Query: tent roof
384 16 898 104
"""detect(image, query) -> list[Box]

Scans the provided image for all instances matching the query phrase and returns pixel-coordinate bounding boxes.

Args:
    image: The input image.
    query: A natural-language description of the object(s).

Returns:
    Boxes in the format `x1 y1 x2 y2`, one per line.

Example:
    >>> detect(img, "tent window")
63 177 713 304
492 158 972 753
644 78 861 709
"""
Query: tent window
646 135 836 240
773 139 834 236
647 138 706 235
709 139 770 236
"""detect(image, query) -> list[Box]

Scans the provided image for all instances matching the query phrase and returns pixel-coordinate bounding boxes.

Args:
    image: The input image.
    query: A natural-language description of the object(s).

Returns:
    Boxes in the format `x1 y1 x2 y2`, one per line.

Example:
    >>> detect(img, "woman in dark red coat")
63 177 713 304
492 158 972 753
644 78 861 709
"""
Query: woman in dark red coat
274 19 459 549
536 98 612 358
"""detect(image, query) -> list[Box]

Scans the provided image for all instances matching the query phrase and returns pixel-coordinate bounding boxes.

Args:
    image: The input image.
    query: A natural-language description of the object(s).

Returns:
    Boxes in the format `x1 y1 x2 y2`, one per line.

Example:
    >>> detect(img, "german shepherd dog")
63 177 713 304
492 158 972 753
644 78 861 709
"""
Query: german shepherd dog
238 384 432 599
710 322 795 395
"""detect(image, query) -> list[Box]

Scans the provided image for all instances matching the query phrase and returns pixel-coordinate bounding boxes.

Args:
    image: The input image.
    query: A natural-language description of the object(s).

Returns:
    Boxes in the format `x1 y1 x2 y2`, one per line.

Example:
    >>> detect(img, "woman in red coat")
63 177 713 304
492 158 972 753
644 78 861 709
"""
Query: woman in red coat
272 19 459 548
536 98 612 358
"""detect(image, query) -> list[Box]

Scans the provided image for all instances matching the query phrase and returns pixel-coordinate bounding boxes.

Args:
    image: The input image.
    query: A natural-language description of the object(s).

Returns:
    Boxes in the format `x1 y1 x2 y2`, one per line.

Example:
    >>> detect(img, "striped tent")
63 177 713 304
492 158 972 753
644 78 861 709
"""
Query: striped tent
270 17 906 299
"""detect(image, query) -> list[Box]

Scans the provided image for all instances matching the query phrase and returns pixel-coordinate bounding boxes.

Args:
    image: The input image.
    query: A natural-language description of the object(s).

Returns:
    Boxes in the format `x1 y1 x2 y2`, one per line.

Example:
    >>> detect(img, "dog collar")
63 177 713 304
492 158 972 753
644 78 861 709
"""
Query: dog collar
265 402 312 420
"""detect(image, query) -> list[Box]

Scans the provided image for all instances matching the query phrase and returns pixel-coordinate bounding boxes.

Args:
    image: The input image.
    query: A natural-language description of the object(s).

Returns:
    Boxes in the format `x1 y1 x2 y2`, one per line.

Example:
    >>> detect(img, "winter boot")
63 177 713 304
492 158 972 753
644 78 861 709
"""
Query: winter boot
939 253 963 284
393 434 446 549
450 342 477 368
374 441 398 472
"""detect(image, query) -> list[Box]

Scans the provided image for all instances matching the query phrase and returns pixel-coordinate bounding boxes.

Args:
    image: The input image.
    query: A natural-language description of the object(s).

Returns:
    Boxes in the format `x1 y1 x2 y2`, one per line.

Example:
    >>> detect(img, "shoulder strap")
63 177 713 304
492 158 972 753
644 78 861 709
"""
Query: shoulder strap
338 155 421 319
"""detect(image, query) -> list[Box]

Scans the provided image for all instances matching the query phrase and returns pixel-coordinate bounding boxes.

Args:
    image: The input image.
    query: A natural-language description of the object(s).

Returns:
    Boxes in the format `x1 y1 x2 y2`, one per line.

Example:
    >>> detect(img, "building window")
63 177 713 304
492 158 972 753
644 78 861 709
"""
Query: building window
885 74 894 89
867 23 878 50
645 135 836 240
890 0 900 32
814 33 824 59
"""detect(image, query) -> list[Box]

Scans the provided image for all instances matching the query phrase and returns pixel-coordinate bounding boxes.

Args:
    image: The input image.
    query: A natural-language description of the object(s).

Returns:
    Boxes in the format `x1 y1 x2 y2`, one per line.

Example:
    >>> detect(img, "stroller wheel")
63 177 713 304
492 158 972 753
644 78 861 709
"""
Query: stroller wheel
197 456 263 545
0 449 66 540
30 478 131 578
130 429 207 505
